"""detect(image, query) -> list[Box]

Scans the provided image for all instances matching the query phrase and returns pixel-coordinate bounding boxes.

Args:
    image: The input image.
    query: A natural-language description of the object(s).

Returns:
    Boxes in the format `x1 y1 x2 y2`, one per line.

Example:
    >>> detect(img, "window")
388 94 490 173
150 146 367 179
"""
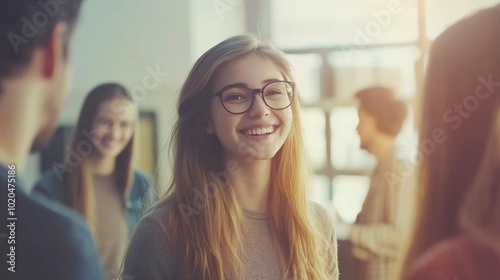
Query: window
425 0 500 39
263 0 495 220
271 0 419 49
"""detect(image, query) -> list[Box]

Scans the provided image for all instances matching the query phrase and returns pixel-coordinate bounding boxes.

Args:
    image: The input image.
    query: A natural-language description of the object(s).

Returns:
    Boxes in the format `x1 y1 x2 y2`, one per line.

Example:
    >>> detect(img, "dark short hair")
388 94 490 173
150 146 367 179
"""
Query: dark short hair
0 0 83 81
355 86 407 136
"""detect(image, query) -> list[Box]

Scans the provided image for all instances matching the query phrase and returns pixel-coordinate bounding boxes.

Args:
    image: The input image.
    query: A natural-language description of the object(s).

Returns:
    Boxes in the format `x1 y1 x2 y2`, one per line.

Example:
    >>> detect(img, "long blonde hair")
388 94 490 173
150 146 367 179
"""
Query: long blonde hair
400 5 500 277
163 34 330 279
65 83 137 235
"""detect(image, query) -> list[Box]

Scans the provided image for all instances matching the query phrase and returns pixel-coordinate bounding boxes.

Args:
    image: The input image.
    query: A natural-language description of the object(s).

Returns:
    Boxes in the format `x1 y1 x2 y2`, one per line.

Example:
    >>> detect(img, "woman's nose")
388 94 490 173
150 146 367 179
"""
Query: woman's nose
248 93 270 118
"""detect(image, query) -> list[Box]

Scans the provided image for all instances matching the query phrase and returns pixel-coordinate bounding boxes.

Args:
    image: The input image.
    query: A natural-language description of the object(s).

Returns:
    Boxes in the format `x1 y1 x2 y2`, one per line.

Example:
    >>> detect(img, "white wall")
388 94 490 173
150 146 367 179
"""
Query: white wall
24 0 246 191
189 0 246 60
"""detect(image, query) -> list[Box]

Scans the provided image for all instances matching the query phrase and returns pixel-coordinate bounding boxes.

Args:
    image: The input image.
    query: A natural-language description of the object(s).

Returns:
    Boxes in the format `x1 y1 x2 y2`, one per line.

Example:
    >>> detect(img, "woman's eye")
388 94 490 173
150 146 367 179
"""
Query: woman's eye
224 94 246 102
96 119 113 129
266 90 283 96
228 95 242 100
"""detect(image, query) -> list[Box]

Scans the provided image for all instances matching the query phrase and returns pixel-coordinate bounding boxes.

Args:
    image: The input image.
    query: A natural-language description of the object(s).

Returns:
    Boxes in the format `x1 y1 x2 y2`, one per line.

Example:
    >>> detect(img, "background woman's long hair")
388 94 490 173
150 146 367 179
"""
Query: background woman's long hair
65 83 137 235
163 34 330 279
400 5 500 277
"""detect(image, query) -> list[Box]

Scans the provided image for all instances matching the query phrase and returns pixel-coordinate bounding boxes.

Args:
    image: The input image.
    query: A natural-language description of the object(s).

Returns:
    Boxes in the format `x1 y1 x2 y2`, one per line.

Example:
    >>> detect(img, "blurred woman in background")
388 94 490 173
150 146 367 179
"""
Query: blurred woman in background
33 83 152 280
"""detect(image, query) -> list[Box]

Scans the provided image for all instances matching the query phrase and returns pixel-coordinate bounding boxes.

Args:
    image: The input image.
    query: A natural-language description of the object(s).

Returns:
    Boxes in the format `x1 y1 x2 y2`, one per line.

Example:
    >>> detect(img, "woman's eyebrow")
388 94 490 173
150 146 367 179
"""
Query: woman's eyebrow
221 82 247 89
222 78 283 89
262 78 281 83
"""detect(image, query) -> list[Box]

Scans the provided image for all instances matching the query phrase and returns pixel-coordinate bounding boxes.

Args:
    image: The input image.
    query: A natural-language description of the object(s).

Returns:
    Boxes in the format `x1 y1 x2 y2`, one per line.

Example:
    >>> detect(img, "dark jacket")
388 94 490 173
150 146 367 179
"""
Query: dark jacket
0 164 104 280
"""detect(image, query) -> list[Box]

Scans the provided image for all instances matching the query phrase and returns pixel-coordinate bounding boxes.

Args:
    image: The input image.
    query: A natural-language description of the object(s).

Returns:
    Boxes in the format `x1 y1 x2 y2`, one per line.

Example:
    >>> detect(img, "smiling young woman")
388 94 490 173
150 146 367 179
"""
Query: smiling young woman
122 35 339 280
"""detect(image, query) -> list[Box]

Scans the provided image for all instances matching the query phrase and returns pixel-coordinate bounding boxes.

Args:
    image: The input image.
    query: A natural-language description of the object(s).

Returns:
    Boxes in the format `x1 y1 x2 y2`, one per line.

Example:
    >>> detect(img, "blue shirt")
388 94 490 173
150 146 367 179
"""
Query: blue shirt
0 164 104 280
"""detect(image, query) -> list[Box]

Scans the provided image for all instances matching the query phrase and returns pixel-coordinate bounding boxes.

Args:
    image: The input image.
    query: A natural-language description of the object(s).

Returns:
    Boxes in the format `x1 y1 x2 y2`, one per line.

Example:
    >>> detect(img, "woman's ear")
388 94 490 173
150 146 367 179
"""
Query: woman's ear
206 121 215 134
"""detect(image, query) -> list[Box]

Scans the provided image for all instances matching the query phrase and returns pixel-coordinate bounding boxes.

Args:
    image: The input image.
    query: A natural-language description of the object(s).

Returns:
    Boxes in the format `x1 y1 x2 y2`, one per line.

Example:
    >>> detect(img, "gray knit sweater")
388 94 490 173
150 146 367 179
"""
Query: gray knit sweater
122 199 339 279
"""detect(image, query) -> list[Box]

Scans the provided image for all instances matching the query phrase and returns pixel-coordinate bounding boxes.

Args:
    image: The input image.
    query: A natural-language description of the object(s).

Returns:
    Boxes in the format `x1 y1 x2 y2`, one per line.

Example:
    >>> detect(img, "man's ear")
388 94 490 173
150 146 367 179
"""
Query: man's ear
41 22 68 79
206 120 215 134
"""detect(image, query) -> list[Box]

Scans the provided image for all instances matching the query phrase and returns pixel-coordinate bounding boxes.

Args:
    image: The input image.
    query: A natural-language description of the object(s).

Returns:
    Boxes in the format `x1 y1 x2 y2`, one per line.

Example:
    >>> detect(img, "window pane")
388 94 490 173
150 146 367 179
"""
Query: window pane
271 0 418 49
426 1 499 40
301 108 326 170
330 106 376 170
286 54 322 105
329 47 419 103
395 108 419 155
332 175 370 223
309 175 331 208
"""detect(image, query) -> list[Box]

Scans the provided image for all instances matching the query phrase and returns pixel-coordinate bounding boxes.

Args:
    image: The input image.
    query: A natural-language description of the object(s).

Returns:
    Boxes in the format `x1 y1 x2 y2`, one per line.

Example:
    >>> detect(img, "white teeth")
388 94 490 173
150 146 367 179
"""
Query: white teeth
244 126 275 136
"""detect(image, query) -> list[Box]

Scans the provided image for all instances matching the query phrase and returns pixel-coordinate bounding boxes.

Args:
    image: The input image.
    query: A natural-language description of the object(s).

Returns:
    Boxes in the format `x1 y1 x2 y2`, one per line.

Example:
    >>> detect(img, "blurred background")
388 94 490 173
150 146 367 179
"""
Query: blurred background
23 0 497 246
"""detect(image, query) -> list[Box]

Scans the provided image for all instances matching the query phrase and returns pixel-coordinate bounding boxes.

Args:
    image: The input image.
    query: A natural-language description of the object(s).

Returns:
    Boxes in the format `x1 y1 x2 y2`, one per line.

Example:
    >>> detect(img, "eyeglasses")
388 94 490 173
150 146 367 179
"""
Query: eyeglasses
213 80 295 114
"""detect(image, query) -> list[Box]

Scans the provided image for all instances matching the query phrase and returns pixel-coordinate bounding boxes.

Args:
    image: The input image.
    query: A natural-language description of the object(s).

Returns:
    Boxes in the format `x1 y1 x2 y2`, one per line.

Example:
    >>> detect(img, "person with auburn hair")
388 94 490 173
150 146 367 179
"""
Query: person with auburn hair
0 0 104 279
400 5 500 280
335 87 411 280
33 83 151 280
122 34 339 279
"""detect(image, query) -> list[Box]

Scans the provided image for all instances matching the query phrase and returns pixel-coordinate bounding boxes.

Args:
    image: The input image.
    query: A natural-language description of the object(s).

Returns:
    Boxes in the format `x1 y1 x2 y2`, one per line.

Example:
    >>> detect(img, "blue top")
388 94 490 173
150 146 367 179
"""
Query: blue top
32 169 152 233
0 164 104 280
